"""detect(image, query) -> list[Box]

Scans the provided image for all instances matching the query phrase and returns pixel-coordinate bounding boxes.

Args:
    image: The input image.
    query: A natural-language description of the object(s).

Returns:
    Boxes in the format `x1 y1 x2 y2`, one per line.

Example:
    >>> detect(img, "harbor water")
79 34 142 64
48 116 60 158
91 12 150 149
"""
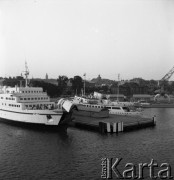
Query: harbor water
0 108 174 179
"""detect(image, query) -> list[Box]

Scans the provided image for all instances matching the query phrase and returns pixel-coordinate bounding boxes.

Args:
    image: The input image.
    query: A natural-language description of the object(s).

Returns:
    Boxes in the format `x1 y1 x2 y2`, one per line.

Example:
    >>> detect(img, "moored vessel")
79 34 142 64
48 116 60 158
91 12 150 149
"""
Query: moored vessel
70 96 142 117
0 63 74 130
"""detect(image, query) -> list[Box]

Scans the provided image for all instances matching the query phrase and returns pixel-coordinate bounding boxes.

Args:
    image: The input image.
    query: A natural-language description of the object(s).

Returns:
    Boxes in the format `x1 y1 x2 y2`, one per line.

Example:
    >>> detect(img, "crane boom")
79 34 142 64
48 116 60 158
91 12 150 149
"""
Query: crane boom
161 66 174 81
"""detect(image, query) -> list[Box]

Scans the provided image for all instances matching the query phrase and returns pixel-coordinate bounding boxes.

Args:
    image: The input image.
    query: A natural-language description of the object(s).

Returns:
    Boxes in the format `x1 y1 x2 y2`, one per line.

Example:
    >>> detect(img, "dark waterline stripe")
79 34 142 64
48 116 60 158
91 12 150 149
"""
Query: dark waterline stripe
0 108 62 116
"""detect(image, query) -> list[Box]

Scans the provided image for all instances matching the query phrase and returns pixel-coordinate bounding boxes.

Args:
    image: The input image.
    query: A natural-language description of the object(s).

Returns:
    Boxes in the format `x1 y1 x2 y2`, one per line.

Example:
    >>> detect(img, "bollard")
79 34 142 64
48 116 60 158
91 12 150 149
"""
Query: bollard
99 122 107 134
113 123 117 133
121 122 124 132
99 122 104 134
118 122 123 132
106 122 111 133
118 122 122 132
153 116 156 125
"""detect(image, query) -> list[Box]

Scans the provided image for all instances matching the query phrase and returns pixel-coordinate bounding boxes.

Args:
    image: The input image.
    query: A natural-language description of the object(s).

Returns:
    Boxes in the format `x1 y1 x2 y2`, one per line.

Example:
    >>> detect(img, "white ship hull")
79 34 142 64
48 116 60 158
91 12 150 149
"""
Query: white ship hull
0 108 63 126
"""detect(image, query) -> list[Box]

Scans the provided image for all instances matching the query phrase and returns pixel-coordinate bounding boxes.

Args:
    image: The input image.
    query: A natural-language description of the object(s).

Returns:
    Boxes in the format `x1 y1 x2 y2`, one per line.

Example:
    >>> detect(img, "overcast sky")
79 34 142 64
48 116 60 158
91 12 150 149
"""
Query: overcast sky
0 0 174 81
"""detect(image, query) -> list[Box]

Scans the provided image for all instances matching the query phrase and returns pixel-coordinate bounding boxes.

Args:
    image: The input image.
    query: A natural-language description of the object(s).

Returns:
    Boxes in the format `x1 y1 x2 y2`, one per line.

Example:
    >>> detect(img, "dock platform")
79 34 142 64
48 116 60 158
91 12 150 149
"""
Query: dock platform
69 114 156 134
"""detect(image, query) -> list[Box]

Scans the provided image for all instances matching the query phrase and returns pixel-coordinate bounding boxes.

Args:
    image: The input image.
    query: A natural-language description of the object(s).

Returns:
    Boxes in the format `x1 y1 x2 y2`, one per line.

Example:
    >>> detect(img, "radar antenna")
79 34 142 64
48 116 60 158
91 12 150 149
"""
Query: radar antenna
24 61 29 87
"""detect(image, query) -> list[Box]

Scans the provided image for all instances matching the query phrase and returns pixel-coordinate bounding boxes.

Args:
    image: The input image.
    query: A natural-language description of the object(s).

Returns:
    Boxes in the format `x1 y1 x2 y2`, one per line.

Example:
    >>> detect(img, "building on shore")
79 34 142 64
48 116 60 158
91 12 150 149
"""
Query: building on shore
106 94 125 101
132 94 152 102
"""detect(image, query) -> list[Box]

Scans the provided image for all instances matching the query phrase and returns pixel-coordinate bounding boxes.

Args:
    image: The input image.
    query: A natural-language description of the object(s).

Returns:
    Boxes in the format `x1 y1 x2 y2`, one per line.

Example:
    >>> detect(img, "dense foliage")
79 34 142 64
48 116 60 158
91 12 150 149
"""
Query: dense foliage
1 76 174 97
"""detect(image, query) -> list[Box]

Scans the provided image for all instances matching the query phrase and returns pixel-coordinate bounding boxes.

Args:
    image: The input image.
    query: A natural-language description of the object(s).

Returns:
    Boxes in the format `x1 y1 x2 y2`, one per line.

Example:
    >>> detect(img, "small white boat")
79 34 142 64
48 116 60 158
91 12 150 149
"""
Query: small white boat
71 96 142 116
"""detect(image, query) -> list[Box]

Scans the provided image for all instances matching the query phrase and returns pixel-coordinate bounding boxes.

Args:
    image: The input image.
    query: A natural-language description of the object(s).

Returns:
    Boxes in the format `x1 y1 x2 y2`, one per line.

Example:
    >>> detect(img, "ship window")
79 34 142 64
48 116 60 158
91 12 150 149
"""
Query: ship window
31 98 34 100
20 98 23 100
24 98 26 100
112 107 121 110
1 97 3 99
35 98 37 100
28 98 30 100
26 105 28 107
28 91 30 93
22 91 24 93
105 106 111 109
41 97 43 100
38 98 40 100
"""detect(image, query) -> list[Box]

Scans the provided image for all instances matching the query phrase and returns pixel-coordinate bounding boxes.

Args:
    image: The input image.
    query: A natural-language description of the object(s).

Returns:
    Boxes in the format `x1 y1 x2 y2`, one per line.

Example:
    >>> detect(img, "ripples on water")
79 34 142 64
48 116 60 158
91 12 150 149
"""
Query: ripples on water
0 108 174 179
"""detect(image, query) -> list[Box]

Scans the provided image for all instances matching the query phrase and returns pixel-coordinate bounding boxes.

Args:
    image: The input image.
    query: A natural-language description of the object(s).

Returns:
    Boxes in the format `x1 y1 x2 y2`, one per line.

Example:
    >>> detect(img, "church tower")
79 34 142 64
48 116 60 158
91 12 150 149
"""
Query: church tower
45 73 48 80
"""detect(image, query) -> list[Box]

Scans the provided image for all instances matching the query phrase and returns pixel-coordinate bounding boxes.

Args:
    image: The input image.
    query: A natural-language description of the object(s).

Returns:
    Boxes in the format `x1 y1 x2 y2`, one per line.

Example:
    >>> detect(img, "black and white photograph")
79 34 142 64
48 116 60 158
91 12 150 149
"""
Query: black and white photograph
0 0 174 179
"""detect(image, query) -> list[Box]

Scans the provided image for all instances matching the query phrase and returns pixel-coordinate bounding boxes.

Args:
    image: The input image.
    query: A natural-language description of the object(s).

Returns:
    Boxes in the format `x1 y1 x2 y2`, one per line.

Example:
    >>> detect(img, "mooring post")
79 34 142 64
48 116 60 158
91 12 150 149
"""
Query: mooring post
153 115 156 125
106 122 111 133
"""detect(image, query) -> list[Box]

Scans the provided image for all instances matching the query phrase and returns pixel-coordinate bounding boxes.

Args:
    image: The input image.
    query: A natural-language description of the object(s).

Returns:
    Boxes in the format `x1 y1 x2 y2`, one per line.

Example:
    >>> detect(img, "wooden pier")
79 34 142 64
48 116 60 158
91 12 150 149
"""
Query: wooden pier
68 114 156 134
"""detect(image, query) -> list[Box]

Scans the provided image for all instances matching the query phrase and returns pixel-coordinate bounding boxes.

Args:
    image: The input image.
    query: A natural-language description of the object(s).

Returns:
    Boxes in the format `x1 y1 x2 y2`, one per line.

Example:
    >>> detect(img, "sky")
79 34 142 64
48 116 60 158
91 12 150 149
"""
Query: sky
0 0 174 81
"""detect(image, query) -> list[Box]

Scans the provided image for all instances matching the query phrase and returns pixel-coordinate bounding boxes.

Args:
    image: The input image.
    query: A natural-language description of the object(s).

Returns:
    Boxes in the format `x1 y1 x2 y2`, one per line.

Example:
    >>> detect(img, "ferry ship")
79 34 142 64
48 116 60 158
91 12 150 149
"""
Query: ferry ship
0 63 74 130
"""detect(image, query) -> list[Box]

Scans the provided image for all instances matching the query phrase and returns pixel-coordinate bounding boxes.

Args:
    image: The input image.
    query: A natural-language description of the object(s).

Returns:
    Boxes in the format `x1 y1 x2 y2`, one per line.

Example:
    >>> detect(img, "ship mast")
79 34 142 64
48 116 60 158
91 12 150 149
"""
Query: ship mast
83 73 86 96
24 62 29 87
117 74 120 101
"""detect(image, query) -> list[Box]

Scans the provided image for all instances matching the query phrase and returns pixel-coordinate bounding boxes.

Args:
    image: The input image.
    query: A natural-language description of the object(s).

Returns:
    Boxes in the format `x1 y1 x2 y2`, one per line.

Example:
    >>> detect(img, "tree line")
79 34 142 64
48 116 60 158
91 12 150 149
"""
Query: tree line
1 76 174 98
1 75 104 97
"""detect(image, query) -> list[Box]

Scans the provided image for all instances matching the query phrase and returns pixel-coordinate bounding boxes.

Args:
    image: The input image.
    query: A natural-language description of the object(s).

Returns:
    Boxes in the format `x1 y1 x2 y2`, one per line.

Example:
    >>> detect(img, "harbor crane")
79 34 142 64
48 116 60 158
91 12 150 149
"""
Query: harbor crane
161 66 174 82
154 66 174 101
